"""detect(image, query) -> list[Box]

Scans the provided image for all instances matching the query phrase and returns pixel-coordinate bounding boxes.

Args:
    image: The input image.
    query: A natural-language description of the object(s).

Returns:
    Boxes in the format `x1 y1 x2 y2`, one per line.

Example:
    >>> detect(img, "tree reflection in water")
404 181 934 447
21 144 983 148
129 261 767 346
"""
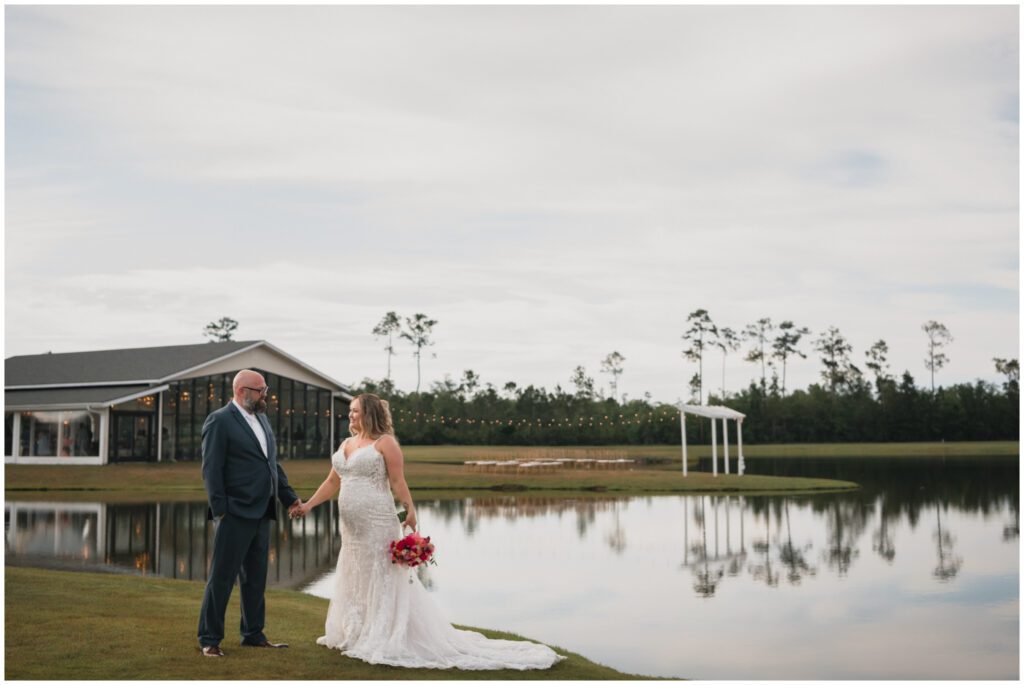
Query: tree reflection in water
7 453 1016 604
779 500 815 585
749 506 779 588
726 497 747 577
872 496 897 563
690 497 724 597
604 499 626 555
933 504 963 582
673 494 942 596
822 499 867 576
1002 510 1019 542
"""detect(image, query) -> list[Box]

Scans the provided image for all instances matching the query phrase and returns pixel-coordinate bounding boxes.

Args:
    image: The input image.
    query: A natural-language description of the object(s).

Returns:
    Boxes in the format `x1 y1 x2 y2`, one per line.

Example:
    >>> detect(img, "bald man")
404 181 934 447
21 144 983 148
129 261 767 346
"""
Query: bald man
197 369 303 657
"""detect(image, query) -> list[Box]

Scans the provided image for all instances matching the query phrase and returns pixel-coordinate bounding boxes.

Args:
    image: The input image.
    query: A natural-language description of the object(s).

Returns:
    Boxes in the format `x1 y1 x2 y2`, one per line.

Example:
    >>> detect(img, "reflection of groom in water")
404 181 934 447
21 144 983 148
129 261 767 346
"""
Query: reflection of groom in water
197 369 303 657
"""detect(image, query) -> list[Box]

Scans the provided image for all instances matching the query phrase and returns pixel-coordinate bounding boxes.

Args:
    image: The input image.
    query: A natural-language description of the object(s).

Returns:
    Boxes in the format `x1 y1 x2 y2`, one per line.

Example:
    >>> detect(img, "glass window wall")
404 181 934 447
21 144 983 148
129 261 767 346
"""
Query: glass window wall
162 386 177 461
5 412 13 456
110 396 157 412
334 398 350 450
160 372 339 461
263 372 281 444
319 389 331 456
305 386 318 456
17 410 100 457
177 383 194 460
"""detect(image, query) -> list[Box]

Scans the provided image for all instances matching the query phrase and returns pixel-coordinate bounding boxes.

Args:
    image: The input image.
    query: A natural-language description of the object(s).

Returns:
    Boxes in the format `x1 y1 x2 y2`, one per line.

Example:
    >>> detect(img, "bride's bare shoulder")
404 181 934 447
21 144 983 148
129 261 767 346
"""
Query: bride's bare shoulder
376 433 401 449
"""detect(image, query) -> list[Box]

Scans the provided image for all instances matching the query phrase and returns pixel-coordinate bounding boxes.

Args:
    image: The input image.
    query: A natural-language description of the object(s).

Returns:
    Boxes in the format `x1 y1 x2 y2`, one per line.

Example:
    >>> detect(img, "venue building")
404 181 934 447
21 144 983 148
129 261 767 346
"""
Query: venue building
5 340 353 465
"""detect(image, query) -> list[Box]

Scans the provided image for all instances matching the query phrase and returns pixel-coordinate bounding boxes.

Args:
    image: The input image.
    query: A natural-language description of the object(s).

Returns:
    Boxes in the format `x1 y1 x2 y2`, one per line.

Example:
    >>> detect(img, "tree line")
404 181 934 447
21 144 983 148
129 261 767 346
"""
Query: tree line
354 309 1017 445
204 311 1018 445
351 364 1018 445
680 309 962 402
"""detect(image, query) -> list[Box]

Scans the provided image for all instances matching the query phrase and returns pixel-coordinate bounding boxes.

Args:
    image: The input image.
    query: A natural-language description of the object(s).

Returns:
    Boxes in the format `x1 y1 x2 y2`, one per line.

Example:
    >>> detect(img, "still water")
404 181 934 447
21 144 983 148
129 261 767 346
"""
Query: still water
5 455 1018 679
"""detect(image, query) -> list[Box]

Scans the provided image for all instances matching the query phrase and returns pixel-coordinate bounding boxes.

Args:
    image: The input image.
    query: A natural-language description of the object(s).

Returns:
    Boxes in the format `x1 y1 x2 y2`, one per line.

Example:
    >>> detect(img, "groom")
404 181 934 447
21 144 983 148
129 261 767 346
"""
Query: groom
197 369 303 657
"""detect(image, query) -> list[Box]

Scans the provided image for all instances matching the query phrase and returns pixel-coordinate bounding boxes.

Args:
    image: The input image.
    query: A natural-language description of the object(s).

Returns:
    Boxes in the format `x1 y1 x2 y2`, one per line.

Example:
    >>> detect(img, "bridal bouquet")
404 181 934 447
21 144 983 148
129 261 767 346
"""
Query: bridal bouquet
389 530 436 570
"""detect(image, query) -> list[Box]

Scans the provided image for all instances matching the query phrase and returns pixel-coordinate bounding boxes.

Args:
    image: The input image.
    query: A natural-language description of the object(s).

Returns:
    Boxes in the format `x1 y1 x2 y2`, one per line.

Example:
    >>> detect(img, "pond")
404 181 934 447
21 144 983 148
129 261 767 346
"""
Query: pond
5 454 1018 679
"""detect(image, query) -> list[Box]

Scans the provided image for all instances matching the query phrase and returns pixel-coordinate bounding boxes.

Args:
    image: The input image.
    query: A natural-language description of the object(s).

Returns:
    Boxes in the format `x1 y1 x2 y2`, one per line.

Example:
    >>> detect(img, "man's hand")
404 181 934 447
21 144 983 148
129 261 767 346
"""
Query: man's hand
288 499 306 519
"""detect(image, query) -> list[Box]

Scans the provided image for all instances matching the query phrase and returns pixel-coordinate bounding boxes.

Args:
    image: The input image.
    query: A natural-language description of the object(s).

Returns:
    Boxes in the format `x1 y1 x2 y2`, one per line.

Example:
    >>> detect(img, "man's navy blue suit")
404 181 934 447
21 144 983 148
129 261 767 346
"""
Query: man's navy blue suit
197 401 298 648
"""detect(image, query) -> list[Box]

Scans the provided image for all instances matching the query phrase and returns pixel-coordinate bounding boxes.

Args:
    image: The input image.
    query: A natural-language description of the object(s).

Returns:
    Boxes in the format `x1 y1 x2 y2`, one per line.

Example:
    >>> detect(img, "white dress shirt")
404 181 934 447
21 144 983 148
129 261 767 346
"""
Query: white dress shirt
233 399 268 458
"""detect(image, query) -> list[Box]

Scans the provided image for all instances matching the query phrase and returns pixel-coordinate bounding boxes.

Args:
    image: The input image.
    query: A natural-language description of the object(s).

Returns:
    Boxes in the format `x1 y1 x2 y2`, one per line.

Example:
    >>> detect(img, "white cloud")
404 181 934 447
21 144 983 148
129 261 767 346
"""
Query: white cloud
4 5 1018 401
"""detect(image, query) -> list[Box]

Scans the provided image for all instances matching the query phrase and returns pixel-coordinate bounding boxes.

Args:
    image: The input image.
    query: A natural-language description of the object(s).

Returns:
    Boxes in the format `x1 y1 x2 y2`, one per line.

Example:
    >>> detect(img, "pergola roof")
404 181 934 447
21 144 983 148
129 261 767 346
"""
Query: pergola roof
677 404 746 420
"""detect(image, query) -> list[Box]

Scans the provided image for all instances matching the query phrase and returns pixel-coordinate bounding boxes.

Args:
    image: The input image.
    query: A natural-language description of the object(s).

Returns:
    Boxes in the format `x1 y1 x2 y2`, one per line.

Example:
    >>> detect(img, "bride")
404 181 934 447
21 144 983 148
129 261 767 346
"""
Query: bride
295 393 565 670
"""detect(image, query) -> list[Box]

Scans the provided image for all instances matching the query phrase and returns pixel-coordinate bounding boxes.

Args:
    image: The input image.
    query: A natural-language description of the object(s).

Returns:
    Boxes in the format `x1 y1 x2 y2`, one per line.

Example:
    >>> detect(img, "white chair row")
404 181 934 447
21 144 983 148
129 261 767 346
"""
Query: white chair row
463 458 635 472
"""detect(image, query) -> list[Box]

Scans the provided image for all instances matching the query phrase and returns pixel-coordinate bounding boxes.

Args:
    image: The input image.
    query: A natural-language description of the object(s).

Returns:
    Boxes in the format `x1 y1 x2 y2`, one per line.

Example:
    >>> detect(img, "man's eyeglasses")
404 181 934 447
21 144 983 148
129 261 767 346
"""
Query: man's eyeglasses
242 386 270 396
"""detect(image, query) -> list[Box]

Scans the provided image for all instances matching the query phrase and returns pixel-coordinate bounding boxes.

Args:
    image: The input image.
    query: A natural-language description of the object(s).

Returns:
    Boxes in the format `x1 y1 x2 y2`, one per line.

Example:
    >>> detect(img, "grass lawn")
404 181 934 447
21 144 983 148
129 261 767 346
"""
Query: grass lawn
5 567 657 680
399 441 1019 463
5 455 859 499
7 441 1016 499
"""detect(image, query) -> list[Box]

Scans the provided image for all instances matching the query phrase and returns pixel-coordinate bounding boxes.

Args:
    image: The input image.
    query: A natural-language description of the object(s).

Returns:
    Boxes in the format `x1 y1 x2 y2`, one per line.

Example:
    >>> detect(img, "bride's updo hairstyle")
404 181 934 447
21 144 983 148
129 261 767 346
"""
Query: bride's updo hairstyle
351 393 395 438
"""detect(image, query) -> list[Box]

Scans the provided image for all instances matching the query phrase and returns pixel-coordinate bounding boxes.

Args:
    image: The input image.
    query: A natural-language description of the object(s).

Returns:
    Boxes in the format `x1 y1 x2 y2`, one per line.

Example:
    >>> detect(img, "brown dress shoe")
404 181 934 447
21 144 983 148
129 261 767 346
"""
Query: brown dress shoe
244 639 289 648
201 645 225 657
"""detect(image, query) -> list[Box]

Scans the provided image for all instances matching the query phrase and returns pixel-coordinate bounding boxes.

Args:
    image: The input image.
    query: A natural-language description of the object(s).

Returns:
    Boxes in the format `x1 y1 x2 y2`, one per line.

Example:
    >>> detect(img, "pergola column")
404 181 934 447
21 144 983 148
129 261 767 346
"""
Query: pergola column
723 418 730 475
680 411 688 477
711 415 718 477
737 418 745 475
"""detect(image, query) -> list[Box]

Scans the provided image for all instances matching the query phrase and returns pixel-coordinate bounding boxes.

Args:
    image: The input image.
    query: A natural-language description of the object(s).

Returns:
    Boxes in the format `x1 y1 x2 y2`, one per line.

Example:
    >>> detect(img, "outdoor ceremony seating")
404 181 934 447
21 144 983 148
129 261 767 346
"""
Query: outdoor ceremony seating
463 457 634 472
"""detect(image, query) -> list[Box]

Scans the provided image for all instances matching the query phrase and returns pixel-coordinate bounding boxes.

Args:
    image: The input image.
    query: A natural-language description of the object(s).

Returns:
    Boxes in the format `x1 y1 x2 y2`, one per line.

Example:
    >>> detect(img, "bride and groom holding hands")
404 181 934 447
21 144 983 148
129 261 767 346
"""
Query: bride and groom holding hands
196 369 565 670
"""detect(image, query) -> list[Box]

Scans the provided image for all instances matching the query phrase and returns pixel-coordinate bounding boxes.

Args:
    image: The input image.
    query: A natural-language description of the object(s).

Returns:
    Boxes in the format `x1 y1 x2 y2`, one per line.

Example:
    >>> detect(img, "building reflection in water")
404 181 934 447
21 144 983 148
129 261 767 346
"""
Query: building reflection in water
5 500 341 589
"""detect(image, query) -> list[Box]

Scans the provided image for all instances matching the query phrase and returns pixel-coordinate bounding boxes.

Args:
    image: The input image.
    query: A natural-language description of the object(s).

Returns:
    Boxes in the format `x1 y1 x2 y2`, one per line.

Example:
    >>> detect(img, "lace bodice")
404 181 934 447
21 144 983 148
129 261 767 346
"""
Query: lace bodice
332 440 390 490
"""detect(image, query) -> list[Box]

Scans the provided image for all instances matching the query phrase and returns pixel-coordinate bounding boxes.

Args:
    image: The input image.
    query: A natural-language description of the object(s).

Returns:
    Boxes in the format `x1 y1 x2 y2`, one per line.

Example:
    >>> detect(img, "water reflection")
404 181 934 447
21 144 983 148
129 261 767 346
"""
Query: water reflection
9 470 1012 600
5 454 1018 679
5 500 342 589
933 504 963 582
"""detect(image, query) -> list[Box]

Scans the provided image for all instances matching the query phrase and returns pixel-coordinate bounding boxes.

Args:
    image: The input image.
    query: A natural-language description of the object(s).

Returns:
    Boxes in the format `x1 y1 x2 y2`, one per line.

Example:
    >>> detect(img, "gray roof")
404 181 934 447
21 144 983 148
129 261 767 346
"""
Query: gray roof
5 385 162 409
5 341 260 387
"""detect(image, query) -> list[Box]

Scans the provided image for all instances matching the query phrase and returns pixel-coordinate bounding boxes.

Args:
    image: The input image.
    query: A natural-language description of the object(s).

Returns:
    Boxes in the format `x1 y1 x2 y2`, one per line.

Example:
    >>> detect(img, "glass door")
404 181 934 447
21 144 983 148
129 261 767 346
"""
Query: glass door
111 412 154 462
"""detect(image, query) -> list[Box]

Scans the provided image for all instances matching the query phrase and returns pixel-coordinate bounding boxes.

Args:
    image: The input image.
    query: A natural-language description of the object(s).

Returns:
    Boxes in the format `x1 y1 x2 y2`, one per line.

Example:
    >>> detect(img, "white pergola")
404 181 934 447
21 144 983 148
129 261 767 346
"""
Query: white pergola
677 404 746 477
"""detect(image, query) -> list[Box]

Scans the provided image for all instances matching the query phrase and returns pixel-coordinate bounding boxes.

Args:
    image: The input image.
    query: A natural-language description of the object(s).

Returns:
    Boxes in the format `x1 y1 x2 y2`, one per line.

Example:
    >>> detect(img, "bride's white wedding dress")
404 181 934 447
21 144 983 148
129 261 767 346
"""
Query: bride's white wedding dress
316 439 566 670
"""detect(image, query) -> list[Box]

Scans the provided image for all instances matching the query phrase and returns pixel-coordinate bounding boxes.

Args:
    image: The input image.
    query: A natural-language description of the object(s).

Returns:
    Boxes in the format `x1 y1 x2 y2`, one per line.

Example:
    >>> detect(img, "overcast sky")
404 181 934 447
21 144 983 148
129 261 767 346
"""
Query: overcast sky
4 5 1019 403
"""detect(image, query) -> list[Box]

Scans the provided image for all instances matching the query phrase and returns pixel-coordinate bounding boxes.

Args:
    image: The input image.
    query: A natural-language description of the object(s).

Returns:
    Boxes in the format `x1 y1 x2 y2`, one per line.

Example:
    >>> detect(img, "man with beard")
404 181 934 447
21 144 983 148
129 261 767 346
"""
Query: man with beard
197 369 303 657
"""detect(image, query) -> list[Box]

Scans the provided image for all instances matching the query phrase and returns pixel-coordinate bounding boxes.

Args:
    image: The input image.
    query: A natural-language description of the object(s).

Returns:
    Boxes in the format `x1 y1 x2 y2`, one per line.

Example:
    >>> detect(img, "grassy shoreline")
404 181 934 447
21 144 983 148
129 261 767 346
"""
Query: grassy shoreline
5 459 859 498
6 441 1017 499
5 567 659 680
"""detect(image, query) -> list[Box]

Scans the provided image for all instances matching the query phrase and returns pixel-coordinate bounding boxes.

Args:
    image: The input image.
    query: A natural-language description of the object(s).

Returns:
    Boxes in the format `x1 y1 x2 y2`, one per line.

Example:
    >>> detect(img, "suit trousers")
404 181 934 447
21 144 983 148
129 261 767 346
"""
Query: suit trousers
197 510 272 647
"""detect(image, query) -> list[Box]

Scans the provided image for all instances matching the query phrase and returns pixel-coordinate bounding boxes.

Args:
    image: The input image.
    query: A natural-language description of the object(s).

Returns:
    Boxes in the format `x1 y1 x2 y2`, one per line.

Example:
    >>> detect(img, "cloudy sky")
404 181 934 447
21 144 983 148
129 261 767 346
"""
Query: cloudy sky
5 5 1019 402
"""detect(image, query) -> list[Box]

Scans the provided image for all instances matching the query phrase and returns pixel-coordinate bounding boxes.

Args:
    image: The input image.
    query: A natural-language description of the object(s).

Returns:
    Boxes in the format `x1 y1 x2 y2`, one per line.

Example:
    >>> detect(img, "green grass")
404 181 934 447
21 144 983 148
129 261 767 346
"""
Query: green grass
399 441 1019 462
720 441 1019 458
10 440 1017 499
5 456 859 498
5 567 658 680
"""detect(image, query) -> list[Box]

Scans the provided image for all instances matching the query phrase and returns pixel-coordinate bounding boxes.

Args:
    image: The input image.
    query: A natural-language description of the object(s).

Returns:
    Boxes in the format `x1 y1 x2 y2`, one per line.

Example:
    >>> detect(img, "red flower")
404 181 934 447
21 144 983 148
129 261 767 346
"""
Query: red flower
390 531 436 568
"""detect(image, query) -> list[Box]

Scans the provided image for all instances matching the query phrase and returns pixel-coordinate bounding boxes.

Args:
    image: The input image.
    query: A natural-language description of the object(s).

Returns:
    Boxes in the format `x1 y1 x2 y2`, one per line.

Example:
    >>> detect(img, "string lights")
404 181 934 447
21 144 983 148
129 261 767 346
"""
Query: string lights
388 406 680 429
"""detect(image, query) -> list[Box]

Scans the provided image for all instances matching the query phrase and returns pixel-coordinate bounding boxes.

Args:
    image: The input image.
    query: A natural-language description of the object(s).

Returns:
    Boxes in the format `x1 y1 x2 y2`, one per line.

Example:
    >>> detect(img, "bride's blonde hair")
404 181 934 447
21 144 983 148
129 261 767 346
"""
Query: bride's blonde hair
350 393 395 438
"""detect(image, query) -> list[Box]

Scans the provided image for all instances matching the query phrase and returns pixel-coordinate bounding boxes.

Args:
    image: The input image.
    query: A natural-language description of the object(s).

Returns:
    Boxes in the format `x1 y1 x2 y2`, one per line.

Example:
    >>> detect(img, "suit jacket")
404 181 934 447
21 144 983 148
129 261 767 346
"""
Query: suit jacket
201 402 298 521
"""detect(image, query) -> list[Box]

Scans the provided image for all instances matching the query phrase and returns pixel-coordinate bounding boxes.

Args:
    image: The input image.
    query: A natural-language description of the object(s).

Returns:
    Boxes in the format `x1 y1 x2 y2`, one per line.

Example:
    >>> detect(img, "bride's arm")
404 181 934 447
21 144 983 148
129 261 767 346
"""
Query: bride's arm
300 465 340 515
379 435 417 530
